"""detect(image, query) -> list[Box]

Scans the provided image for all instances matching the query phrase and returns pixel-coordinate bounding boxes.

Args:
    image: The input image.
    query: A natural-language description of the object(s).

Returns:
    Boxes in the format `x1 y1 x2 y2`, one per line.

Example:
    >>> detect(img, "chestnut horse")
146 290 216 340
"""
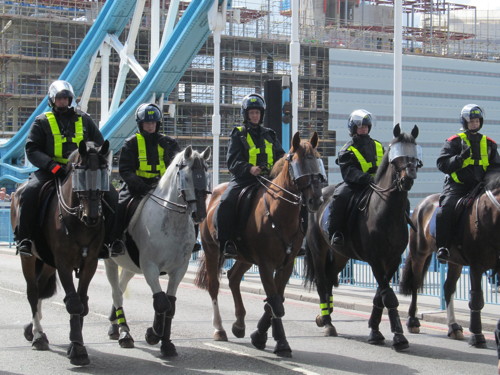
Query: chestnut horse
195 132 324 357
304 124 421 351
400 169 500 348
10 141 110 366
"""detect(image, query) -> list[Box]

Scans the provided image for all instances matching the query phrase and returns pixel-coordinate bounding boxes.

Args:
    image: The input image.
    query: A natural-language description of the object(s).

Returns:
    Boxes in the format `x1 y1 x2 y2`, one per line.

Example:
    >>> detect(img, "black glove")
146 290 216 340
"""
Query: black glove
459 146 471 160
49 162 66 179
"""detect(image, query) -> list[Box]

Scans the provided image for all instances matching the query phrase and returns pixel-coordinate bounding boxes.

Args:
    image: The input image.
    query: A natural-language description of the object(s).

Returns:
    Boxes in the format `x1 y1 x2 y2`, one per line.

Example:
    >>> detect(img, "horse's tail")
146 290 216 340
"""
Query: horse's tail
303 239 315 289
38 270 57 300
194 253 224 290
400 254 432 295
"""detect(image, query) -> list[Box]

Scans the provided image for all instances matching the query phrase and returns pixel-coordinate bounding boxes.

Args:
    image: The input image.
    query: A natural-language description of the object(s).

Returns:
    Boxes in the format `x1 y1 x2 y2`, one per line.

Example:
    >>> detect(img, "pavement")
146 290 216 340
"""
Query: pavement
1 243 498 333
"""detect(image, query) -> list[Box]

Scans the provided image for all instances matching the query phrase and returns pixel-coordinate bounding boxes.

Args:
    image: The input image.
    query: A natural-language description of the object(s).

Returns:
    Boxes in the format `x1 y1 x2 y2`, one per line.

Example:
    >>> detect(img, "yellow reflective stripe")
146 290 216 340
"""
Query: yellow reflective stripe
329 295 334 309
135 133 166 178
115 308 126 325
45 112 84 165
236 126 274 166
450 133 489 184
347 141 383 175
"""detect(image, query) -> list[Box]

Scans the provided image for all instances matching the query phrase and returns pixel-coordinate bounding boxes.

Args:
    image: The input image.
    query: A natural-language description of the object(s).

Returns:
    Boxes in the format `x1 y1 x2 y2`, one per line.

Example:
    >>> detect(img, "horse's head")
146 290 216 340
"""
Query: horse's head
67 140 111 227
384 124 422 192
176 146 211 224
286 132 325 212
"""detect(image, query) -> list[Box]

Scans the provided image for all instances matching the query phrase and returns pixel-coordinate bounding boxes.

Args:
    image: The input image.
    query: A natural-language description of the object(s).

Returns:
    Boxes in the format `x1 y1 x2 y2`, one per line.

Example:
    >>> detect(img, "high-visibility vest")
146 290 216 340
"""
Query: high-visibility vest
45 111 83 164
135 133 166 178
450 132 489 184
236 126 274 167
347 140 384 175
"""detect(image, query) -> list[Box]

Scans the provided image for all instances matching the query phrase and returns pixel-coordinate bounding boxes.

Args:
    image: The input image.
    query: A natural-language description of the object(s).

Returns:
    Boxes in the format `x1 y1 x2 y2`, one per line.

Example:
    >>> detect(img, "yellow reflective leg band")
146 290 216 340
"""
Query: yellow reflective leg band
320 302 330 316
329 295 334 310
116 308 126 325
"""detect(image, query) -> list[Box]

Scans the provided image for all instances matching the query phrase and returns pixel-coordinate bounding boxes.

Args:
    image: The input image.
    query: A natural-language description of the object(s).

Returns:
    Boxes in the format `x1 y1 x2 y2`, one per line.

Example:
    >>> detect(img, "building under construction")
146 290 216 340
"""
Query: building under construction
0 0 499 186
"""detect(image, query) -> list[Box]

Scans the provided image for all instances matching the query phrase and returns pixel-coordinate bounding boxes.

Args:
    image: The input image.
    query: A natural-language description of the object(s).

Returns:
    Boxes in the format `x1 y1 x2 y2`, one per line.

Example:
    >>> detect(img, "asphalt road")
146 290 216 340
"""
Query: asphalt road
0 250 498 375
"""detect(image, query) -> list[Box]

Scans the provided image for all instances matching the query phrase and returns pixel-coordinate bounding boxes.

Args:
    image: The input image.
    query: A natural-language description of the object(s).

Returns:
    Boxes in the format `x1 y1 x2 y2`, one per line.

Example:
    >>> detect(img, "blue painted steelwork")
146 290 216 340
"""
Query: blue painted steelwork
0 0 138 183
0 0 215 183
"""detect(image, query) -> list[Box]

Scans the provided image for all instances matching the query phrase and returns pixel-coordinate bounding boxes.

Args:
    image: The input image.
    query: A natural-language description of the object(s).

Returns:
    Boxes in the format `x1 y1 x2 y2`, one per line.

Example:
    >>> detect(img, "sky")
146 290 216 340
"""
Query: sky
458 0 500 10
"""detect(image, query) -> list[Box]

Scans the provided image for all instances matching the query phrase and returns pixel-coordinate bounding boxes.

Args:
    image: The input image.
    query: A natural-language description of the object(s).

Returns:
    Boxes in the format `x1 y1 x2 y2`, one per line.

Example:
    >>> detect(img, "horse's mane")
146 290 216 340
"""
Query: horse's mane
484 168 500 190
374 132 416 183
67 141 102 164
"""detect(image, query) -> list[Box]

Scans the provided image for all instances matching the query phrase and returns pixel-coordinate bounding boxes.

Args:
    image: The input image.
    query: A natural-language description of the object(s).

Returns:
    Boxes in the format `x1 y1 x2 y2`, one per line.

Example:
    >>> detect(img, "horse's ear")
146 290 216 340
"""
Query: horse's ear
393 124 401 138
78 140 87 156
310 132 319 149
411 125 419 139
184 145 193 159
100 140 110 156
202 147 211 161
291 132 300 152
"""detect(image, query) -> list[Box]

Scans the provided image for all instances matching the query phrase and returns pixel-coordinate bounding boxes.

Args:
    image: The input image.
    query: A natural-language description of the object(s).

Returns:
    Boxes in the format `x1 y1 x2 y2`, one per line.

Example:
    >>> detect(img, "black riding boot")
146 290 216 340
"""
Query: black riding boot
436 207 452 263
328 197 346 246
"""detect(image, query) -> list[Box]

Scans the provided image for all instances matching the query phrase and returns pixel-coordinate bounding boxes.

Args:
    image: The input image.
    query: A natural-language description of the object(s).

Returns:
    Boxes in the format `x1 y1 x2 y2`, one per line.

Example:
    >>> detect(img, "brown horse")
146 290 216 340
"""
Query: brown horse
303 124 421 351
195 132 324 357
10 141 110 366
400 170 500 348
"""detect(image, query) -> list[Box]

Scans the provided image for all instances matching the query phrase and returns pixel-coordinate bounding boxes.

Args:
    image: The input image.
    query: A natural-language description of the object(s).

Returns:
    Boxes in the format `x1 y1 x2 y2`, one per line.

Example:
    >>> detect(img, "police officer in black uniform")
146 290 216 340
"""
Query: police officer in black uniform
217 93 285 257
436 104 500 263
111 103 180 242
15 80 125 257
328 109 384 246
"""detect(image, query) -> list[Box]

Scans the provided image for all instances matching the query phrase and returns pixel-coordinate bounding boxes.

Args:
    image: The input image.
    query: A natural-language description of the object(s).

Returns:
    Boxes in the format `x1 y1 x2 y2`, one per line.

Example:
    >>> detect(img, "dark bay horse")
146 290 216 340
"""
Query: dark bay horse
195 132 324 357
104 146 211 357
400 170 500 348
10 141 110 366
304 124 421 351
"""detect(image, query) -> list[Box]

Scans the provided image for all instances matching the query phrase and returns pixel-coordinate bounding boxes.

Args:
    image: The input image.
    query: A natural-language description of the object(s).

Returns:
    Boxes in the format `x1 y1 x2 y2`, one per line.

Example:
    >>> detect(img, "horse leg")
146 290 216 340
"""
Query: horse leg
381 287 409 351
203 250 227 342
250 309 271 350
404 253 430 334
444 264 464 340
468 267 487 348
104 260 135 348
227 261 252 338
160 295 178 357
368 287 385 345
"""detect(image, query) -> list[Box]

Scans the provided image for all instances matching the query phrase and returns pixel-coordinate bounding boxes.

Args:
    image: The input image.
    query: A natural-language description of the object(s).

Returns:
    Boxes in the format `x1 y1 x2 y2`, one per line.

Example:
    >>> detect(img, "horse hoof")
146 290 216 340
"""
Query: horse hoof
274 341 292 357
250 330 267 350
23 323 34 342
232 323 245 338
214 330 228 341
67 342 90 366
161 340 178 357
406 317 420 334
468 334 487 348
448 323 464 340
118 331 135 348
108 324 119 340
324 324 338 337
32 332 49 351
392 333 409 351
315 315 325 328
145 327 161 345
368 330 385 345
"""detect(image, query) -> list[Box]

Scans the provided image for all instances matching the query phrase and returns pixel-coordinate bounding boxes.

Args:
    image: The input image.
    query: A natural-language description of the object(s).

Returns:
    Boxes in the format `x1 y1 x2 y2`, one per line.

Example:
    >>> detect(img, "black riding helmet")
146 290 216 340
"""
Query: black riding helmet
135 103 162 133
347 109 374 136
460 104 484 130
241 93 266 125
48 80 75 109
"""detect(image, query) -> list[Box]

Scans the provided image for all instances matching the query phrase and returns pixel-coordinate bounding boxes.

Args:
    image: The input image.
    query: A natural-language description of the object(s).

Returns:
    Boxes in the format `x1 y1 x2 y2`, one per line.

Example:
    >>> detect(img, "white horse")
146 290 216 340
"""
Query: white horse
104 146 211 357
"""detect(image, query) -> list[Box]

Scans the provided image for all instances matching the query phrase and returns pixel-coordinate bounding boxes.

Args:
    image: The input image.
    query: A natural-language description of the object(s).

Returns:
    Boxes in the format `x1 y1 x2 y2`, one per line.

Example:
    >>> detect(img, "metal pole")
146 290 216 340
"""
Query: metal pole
290 0 300 136
394 0 403 128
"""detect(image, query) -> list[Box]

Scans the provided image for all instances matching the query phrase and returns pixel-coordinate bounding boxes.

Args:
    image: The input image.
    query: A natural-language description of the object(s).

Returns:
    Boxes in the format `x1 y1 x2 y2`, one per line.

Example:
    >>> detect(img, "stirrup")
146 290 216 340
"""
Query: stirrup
16 239 33 257
223 240 238 258
330 232 344 246
110 239 126 257
436 247 449 263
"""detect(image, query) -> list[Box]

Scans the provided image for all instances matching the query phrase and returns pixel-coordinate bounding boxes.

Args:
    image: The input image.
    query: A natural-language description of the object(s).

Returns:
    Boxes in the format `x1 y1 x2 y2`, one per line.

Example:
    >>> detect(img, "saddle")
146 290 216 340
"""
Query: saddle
235 182 261 236
123 197 146 270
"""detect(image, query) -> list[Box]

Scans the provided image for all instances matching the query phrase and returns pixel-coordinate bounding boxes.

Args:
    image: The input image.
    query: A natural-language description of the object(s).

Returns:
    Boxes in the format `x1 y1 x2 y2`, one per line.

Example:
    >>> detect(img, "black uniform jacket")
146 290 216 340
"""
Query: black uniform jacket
336 134 383 187
437 131 500 188
226 124 285 183
119 132 180 196
26 108 103 172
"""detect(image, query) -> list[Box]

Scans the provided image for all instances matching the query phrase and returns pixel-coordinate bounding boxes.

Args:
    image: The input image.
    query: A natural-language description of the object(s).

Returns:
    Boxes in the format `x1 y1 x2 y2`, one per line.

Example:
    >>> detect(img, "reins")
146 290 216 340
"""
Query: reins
256 175 301 205
145 191 188 214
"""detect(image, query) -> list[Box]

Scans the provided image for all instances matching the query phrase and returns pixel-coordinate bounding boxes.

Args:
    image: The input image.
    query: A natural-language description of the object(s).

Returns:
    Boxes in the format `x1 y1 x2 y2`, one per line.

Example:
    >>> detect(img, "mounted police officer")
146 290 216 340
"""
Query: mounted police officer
328 109 384 246
111 103 180 243
15 80 125 258
436 104 500 263
217 93 285 257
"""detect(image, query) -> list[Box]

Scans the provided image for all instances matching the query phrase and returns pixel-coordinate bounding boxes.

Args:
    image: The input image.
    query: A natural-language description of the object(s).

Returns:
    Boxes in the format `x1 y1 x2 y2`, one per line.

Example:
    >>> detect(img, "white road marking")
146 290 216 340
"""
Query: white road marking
204 342 320 375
